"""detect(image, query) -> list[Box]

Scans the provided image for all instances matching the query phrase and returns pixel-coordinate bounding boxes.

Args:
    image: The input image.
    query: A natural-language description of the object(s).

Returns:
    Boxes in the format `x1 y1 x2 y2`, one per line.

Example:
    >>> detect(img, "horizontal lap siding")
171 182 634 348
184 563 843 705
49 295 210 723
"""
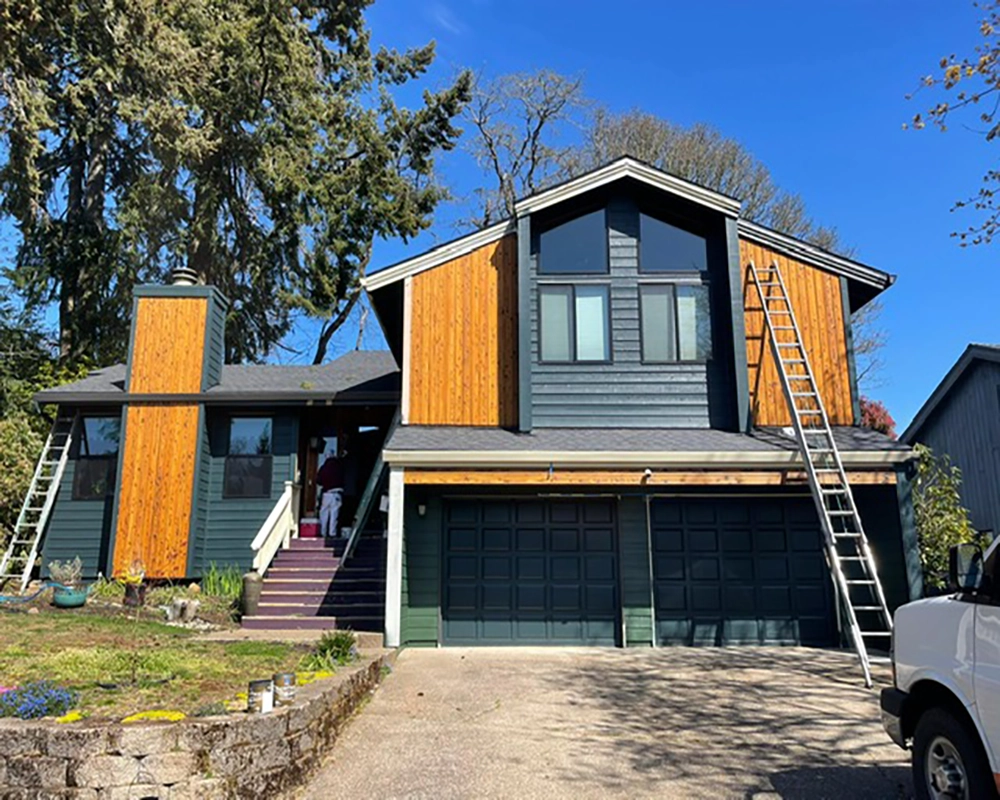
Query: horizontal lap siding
530 197 725 428
409 235 518 426
201 412 298 574
739 239 854 426
402 495 442 646
42 458 114 580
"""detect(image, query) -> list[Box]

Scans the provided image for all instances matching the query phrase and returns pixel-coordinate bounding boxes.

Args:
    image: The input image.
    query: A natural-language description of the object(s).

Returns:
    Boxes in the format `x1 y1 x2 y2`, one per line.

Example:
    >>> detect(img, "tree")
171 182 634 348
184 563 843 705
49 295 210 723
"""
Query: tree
859 396 897 438
907 0 1000 245
912 444 986 590
1 0 471 365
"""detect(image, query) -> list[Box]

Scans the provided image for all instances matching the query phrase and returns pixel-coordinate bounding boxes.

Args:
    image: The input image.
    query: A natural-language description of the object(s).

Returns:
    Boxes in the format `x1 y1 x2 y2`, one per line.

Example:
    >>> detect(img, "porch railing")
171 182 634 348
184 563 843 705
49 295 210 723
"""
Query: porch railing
342 410 399 562
251 481 297 573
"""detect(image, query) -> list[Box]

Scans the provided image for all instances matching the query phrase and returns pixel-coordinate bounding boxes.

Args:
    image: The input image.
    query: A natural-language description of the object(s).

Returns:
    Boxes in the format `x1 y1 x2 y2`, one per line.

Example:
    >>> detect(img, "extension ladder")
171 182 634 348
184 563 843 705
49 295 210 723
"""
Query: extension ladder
749 260 892 688
0 413 76 592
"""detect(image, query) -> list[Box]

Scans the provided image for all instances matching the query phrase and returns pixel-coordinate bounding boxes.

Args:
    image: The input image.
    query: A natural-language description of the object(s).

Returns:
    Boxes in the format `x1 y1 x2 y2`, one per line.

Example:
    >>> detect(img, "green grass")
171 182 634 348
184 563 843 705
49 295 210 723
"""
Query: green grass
0 609 307 720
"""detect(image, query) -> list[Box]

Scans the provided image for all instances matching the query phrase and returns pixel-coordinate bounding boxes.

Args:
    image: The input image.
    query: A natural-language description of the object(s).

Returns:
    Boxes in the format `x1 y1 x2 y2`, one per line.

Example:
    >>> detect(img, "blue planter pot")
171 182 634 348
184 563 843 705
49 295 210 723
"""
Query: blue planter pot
52 585 89 608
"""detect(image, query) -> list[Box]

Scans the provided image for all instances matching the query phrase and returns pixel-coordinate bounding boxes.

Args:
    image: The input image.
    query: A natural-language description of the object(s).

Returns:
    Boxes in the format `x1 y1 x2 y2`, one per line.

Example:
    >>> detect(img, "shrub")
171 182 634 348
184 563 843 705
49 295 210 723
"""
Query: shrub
48 557 83 587
0 681 78 719
859 396 897 439
203 563 243 601
300 630 358 671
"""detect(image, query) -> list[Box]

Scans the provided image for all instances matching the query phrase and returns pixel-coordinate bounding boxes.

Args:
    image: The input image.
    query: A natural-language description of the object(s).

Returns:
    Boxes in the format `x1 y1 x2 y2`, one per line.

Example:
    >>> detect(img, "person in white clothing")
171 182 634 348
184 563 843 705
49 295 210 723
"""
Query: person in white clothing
316 452 345 538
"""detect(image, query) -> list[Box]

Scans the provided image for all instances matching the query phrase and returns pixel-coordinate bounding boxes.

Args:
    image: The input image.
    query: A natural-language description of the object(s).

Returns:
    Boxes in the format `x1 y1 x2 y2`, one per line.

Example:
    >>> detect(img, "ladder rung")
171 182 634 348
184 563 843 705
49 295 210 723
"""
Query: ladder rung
828 510 855 516
791 391 818 397
772 326 795 331
776 342 801 348
859 631 892 636
838 556 865 561
782 358 807 364
846 580 876 585
834 533 862 538
821 488 846 494
853 607 886 612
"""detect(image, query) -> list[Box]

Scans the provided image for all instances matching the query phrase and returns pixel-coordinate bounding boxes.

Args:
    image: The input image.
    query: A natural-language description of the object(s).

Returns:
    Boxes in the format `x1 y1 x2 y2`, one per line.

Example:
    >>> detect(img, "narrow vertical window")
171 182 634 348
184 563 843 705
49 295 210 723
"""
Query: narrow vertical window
640 285 677 362
540 286 573 362
676 285 712 360
224 417 274 498
575 285 610 361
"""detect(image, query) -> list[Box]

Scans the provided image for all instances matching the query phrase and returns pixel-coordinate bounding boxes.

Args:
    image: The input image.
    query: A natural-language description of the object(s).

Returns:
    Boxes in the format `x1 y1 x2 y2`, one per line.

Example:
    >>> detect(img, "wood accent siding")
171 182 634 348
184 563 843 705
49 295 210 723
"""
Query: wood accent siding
404 469 895 486
129 297 208 393
740 238 854 426
113 404 200 577
408 234 518 426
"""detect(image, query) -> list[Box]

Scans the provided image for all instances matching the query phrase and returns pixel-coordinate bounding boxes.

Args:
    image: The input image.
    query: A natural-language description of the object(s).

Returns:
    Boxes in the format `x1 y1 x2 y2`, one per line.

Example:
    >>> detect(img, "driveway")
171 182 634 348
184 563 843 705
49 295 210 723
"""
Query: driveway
301 647 912 799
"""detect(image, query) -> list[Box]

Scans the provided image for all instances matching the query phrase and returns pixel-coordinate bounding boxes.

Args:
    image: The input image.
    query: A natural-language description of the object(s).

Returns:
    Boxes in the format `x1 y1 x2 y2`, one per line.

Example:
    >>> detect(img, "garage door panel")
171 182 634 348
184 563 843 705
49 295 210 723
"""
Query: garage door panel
443 499 618 645
653 498 835 647
447 502 478 523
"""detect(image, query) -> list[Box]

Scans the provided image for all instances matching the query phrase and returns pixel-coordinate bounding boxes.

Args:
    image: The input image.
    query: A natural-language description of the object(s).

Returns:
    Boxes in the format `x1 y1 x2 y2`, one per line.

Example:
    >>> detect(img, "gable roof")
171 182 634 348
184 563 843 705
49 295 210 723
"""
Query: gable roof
901 344 1000 443
35 350 400 405
363 156 894 295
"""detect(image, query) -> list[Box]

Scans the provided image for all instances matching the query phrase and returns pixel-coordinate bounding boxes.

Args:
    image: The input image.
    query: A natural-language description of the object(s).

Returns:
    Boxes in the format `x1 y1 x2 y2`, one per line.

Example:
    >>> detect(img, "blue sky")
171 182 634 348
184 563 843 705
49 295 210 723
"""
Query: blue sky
355 0 999 430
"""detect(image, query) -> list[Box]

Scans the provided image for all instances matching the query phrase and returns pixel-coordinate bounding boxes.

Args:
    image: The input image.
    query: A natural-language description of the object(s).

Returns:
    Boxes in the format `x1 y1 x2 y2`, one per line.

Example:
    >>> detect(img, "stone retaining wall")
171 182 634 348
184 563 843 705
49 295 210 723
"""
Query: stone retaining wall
0 652 393 799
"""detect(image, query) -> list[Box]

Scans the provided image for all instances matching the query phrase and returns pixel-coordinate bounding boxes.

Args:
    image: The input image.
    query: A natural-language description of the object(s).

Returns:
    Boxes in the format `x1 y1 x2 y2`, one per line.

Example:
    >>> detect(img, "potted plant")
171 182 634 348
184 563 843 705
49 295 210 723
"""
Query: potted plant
48 557 89 608
122 559 146 607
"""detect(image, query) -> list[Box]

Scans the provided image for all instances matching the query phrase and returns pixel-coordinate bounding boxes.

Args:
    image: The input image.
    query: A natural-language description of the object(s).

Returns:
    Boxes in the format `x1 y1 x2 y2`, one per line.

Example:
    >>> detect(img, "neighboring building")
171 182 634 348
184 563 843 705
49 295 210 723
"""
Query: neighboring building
901 344 1000 537
21 157 921 646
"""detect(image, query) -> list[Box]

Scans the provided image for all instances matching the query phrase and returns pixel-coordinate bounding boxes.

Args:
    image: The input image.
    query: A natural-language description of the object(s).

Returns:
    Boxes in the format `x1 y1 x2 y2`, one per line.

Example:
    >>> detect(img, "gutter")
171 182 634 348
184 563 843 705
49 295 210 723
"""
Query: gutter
34 391 401 406
383 448 914 469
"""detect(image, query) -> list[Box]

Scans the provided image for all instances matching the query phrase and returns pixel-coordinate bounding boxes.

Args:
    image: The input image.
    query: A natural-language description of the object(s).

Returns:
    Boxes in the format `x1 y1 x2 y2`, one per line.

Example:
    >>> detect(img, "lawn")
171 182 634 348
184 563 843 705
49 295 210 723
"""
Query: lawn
0 607 313 721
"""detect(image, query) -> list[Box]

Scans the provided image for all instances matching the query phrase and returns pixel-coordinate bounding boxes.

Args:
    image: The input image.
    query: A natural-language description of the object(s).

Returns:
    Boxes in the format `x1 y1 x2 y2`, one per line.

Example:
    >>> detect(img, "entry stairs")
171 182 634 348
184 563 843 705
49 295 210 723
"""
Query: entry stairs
749 260 894 688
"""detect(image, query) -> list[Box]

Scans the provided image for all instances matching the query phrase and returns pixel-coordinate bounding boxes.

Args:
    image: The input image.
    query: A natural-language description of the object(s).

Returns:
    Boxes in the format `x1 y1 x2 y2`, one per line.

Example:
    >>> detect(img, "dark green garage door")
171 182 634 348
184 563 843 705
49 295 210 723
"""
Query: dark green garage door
443 499 619 645
651 497 835 646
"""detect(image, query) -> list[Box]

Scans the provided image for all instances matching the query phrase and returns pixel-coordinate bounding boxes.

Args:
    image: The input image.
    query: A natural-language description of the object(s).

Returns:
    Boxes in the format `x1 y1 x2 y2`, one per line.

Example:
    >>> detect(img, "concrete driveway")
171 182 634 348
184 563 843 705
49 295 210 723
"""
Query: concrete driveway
300 647 912 799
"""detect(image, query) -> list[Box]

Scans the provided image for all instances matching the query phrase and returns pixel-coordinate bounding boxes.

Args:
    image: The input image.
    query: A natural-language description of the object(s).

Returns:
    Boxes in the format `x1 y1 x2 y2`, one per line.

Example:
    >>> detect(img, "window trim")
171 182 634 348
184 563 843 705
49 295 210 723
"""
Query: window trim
637 210 709 275
638 281 713 365
537 207 610 276
223 416 275 500
538 283 613 365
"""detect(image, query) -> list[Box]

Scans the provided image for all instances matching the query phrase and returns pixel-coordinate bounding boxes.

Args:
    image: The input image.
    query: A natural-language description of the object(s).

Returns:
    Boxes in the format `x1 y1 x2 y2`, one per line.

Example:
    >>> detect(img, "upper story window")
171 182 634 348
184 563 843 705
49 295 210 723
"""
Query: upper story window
538 209 608 274
74 416 121 500
640 283 712 362
540 285 611 362
224 417 273 499
639 213 707 272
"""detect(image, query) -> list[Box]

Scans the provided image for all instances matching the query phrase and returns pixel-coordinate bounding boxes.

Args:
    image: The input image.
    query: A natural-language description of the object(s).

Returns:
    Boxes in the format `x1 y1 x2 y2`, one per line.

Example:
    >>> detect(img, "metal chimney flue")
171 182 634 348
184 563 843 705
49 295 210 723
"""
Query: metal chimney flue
171 266 201 286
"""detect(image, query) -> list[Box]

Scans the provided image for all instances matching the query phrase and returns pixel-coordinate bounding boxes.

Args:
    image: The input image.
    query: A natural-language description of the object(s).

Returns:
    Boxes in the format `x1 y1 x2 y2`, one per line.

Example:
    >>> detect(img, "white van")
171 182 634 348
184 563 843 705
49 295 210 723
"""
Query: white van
881 537 1000 800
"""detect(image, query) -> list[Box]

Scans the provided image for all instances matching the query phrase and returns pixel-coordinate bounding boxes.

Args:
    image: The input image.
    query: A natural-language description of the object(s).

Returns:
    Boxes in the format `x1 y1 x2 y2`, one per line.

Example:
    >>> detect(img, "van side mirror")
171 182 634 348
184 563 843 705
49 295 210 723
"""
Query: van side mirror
949 544 984 592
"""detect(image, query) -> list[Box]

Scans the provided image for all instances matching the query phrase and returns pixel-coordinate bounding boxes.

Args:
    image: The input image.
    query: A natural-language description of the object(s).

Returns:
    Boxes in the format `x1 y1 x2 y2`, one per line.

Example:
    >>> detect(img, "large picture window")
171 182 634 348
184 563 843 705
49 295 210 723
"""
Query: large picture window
640 284 712 362
73 416 121 500
224 417 273 499
538 209 608 274
540 285 611 362
639 213 708 272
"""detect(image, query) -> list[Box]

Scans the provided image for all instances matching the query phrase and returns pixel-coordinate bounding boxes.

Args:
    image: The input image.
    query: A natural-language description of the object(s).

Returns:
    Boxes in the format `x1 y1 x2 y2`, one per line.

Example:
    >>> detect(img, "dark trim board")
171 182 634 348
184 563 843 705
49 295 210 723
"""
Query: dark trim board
517 214 533 432
726 217 751 432
840 277 861 426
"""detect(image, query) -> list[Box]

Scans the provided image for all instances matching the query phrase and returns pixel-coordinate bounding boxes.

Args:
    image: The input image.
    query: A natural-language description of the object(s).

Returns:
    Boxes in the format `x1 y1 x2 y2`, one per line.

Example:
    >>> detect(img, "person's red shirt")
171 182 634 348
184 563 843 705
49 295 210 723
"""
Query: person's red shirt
316 457 344 490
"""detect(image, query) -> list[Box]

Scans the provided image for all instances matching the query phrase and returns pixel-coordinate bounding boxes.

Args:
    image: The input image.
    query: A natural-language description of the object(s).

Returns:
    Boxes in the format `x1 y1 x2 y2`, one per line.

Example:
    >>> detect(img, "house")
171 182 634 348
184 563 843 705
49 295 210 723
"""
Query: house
15 157 921 650
900 343 1000 537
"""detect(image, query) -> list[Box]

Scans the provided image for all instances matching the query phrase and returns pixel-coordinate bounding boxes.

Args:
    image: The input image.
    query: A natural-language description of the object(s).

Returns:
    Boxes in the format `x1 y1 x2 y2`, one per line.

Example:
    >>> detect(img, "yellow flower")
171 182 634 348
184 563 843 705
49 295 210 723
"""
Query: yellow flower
55 710 84 724
122 710 186 723
295 670 335 685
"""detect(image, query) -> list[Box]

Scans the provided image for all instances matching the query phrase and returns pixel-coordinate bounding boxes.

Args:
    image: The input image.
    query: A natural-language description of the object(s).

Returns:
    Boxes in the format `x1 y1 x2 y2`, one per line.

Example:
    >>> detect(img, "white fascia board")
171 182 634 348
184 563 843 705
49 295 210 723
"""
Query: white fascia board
737 220 894 290
514 158 741 218
383 449 913 469
363 220 514 292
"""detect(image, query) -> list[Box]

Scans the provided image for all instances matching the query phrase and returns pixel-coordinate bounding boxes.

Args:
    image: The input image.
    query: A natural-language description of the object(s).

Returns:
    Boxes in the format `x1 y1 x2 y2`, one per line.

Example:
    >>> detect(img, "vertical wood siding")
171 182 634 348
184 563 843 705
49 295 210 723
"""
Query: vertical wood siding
129 297 208 393
739 238 854 426
113 404 200 577
912 360 1000 535
408 235 519 426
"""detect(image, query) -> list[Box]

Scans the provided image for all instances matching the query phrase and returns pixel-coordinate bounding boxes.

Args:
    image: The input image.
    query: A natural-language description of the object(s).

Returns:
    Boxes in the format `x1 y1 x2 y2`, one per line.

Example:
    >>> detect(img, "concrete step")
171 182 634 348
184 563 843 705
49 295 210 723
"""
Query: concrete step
242 615 384 631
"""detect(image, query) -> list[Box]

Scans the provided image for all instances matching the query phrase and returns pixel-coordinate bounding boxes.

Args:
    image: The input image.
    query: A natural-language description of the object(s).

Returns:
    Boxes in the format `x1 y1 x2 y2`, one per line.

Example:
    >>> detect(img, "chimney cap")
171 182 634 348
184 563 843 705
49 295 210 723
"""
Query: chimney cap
171 266 201 287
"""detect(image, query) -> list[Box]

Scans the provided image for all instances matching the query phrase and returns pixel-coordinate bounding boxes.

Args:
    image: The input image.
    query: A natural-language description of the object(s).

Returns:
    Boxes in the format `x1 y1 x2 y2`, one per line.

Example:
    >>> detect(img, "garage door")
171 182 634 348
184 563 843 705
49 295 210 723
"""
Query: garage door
651 497 835 646
442 499 619 645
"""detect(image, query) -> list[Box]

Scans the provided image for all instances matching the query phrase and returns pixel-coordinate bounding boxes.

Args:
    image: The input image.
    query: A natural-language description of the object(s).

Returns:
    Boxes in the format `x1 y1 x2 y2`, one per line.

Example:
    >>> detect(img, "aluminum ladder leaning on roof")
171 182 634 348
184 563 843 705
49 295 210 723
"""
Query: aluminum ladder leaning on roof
0 413 76 593
748 259 893 689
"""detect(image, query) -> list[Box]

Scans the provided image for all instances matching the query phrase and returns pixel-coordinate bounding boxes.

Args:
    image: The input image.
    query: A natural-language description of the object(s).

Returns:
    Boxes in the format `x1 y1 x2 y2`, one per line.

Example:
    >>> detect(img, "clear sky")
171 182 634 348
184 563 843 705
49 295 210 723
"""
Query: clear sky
355 0 999 431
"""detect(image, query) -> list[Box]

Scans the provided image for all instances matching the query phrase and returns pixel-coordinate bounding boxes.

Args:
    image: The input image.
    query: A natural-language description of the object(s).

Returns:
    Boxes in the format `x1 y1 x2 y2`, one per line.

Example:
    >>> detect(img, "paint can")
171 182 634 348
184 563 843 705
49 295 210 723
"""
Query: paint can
247 679 274 714
273 672 297 706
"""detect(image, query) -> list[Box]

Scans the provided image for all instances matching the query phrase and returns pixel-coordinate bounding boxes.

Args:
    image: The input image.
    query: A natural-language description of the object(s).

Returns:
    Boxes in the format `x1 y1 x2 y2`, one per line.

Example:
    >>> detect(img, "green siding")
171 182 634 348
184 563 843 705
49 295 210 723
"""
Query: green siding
618 496 654 646
401 495 441 646
202 293 226 389
42 410 118 579
854 484 913 611
196 410 298 575
187 406 211 575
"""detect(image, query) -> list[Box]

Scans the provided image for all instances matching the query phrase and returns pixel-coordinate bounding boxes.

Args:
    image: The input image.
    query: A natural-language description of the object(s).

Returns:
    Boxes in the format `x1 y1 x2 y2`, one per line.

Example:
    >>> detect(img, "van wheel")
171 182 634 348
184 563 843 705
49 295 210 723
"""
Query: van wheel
912 707 996 800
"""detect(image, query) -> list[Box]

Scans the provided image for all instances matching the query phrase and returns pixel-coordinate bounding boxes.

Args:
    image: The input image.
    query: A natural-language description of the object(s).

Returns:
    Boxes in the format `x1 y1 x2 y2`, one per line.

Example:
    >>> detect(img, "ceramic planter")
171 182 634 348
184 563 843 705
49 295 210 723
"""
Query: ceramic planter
52 585 89 608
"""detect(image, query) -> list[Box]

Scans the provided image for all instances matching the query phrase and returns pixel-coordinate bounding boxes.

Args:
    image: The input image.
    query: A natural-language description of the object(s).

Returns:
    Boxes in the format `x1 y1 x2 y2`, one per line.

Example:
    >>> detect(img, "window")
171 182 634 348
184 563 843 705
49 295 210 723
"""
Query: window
640 284 712 362
538 209 608 274
224 417 273 499
639 213 708 272
73 416 121 500
540 285 611 362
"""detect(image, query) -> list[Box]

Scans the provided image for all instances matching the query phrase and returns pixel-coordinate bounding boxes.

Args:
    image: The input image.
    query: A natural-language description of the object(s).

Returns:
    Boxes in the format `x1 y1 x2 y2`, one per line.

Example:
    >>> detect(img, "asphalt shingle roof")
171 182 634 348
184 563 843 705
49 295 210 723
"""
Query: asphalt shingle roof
35 350 400 404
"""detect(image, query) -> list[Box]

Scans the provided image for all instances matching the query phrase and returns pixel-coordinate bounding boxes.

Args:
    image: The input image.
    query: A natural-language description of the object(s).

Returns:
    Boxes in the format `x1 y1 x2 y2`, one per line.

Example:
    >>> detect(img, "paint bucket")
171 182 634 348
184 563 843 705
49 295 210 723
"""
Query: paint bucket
273 672 297 706
247 679 274 714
